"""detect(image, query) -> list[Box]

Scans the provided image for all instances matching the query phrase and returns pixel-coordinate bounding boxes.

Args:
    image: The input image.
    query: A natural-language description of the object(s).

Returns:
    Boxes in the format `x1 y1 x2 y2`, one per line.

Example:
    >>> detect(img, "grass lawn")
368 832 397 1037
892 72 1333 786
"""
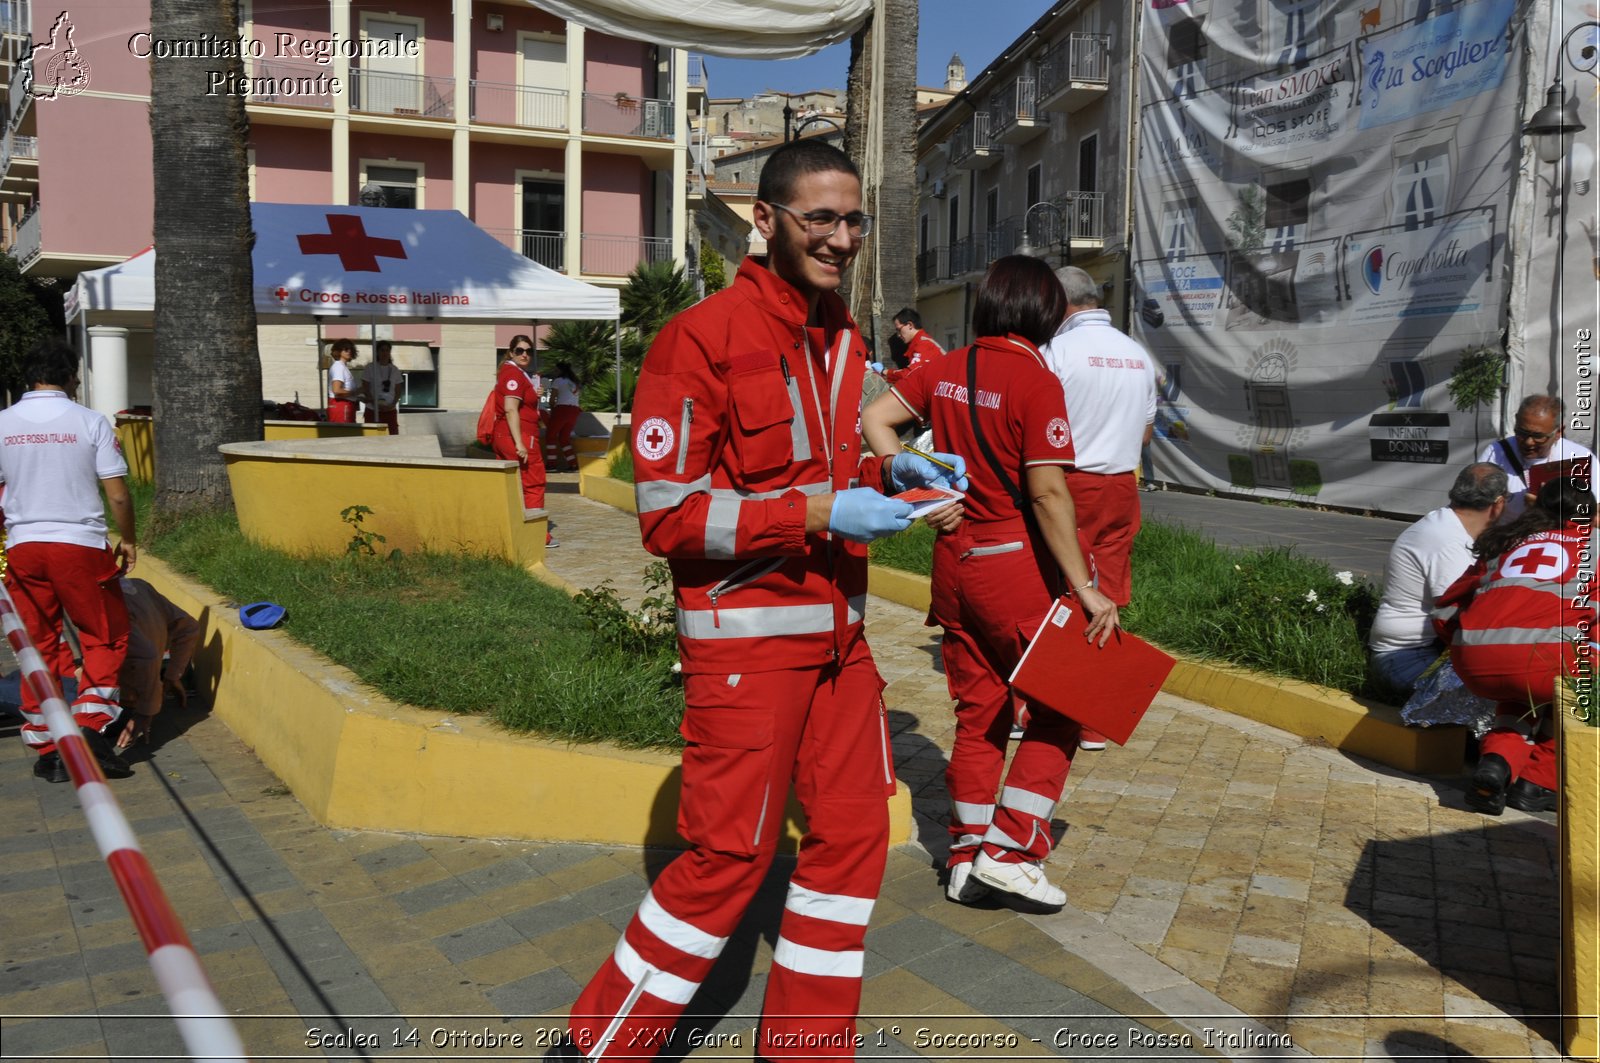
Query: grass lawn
135 485 684 748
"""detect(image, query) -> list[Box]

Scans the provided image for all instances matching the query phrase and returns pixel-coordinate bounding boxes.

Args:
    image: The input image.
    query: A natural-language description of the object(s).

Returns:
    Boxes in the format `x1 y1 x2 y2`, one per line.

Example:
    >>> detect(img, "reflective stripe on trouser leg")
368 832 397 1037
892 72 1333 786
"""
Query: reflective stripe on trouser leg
760 642 891 1060
982 708 1076 864
939 623 1014 859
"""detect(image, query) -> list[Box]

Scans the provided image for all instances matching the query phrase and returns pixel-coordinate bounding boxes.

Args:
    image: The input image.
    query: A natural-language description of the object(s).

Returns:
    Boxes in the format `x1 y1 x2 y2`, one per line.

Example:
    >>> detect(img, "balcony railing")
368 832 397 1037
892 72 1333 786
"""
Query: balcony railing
0 130 35 172
1 0 29 38
949 113 999 167
9 200 39 266
8 60 29 128
1022 192 1108 248
488 227 567 272
915 247 946 286
581 233 672 276
582 92 674 140
469 80 567 131
990 77 1039 135
1038 33 1111 106
351 68 454 119
686 53 707 91
248 60 337 110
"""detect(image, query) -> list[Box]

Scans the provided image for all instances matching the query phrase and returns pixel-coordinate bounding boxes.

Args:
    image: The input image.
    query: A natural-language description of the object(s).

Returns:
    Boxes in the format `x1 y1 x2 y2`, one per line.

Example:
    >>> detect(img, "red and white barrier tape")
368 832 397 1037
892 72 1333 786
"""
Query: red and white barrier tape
0 583 249 1062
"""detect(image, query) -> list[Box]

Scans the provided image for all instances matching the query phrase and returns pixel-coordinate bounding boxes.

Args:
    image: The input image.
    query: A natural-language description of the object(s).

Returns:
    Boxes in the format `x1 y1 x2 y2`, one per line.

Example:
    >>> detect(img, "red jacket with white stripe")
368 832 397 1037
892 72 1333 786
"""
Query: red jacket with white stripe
1431 524 1594 680
631 258 891 674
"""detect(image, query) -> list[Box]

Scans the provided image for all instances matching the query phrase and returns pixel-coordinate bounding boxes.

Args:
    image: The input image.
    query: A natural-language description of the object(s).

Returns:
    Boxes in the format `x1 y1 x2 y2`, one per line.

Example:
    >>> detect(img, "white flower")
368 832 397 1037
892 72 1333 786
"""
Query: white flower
1334 570 1354 586
1305 589 1319 603
1316 603 1327 613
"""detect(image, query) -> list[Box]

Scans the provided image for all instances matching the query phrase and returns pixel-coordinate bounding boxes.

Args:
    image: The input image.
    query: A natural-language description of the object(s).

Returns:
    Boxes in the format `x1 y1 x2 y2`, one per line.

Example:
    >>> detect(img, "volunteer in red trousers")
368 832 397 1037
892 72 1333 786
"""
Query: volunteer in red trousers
1433 473 1596 815
543 361 582 471
862 255 1119 913
554 141 962 1063
326 338 359 422
0 340 136 783
1041 266 1159 751
878 308 943 382
491 334 547 513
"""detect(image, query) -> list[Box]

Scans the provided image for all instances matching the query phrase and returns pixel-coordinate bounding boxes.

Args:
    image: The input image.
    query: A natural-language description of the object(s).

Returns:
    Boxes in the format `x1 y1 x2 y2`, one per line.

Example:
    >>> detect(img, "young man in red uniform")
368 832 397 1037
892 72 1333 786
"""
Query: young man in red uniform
879 308 943 382
0 341 135 782
553 141 962 1063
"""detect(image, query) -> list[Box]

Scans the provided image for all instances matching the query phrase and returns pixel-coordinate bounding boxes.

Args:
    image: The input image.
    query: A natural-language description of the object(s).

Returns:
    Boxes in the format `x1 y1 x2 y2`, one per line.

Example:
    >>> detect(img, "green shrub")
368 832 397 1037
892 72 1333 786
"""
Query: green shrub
609 445 635 483
868 521 935 576
1288 459 1322 496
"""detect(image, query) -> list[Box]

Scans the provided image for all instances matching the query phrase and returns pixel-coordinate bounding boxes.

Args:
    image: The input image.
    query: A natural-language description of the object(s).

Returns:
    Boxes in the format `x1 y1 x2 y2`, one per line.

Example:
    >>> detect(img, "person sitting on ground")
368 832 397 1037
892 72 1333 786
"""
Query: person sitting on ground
1479 394 1595 522
1370 462 1508 693
110 578 200 750
1433 472 1596 815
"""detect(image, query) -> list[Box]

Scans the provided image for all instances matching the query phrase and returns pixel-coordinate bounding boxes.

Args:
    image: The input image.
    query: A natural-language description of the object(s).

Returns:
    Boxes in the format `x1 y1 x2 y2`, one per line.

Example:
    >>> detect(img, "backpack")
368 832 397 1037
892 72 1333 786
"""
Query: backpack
475 388 498 446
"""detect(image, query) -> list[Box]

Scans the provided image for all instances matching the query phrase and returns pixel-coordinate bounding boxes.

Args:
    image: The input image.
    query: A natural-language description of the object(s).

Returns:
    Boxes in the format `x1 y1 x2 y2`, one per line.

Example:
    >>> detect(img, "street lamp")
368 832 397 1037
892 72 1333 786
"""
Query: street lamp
1522 22 1598 164
1017 200 1072 266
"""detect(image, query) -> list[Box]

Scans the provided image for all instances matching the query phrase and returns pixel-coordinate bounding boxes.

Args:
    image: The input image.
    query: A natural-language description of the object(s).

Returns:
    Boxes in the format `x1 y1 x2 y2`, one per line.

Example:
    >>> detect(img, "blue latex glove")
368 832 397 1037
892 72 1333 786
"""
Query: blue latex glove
889 450 969 492
828 488 914 543
868 361 885 374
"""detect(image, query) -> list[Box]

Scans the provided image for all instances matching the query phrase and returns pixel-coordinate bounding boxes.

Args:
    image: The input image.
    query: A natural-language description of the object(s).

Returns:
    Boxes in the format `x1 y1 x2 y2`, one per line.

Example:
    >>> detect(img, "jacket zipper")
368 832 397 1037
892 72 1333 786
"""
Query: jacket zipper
675 397 694 475
877 698 893 786
707 556 784 628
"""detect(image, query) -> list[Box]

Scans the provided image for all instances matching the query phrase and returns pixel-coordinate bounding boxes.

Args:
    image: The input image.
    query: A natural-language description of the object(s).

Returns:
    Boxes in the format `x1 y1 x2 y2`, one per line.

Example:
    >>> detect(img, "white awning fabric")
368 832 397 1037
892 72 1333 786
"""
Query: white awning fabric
527 0 873 58
66 202 620 324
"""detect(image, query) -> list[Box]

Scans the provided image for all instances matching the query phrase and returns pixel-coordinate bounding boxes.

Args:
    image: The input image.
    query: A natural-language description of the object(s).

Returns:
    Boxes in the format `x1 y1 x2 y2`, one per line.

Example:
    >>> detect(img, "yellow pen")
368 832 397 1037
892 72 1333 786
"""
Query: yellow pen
899 444 959 475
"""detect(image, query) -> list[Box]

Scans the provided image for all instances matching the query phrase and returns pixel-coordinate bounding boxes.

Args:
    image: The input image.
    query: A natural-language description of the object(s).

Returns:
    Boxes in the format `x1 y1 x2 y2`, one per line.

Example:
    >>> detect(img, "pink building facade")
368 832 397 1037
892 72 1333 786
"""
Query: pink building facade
0 0 696 416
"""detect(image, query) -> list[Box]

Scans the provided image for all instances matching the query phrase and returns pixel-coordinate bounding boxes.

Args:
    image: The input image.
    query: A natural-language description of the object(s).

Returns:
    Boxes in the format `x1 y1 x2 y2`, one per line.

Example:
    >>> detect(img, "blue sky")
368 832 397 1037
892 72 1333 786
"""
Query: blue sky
704 0 1047 99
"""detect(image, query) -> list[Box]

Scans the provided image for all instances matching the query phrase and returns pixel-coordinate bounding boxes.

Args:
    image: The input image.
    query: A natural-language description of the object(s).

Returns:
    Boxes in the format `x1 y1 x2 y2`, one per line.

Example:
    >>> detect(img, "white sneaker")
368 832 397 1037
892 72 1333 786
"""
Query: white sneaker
1078 728 1107 751
971 852 1066 910
945 860 990 904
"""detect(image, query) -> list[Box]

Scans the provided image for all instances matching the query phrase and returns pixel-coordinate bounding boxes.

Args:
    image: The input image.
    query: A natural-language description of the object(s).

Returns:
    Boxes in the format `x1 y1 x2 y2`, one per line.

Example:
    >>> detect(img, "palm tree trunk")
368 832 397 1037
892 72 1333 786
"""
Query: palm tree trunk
150 0 262 522
844 0 919 353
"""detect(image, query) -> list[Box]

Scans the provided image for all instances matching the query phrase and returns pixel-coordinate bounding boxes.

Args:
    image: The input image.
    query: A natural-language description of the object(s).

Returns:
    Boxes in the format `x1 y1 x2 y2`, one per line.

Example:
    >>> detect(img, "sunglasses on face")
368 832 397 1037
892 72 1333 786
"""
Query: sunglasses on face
511 347 532 355
1514 425 1558 443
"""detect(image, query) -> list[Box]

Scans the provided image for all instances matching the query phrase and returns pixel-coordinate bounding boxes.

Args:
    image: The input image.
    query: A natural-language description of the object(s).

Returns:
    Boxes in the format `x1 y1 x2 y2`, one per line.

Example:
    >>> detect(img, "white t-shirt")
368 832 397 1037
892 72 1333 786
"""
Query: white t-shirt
1478 435 1595 522
329 359 355 400
0 390 128 549
1368 506 1476 653
550 375 581 407
365 361 402 410
1042 309 1158 474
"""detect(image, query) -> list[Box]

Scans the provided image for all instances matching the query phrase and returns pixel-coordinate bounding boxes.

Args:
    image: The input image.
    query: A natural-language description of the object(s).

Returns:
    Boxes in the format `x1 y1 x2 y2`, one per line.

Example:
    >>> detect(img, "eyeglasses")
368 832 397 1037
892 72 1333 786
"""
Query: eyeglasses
1514 424 1559 443
768 202 873 239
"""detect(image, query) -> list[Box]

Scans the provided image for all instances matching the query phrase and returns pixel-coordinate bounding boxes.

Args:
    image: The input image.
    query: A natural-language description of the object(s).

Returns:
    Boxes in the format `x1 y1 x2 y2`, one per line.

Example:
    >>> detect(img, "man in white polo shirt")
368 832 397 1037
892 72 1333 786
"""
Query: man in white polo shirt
1043 267 1159 750
0 340 136 783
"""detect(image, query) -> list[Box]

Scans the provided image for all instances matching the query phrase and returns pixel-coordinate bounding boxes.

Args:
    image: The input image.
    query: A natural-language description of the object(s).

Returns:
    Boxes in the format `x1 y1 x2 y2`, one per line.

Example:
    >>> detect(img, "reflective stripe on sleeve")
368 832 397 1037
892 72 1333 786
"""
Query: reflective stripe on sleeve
1453 626 1575 646
636 475 714 514
705 497 741 559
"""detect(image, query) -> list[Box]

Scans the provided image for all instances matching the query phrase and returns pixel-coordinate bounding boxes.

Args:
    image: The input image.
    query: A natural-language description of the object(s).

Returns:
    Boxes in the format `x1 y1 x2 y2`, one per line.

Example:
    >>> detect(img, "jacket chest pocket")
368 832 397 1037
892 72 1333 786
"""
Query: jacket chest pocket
729 363 797 473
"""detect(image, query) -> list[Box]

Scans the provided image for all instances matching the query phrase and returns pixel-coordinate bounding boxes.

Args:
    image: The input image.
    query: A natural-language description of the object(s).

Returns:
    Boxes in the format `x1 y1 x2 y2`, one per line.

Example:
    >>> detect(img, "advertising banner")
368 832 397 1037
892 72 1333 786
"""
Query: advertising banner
1133 0 1537 514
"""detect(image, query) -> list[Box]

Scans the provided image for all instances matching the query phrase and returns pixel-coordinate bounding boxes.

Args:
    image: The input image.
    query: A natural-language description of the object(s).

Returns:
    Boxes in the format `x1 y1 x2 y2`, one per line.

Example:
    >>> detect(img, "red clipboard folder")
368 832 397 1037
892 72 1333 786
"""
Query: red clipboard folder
1526 456 1592 496
1007 597 1176 746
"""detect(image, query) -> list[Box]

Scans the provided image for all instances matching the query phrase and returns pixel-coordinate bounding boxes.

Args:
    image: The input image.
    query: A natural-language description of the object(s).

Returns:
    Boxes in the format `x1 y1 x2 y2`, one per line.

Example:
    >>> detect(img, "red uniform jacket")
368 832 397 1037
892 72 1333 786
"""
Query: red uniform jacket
883 330 943 383
631 258 891 674
495 362 541 436
1432 524 1594 680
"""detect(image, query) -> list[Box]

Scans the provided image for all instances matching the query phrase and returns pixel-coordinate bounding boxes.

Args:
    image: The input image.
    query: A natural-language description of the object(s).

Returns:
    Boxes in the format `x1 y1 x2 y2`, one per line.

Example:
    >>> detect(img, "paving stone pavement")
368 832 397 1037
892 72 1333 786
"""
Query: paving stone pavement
0 474 1564 1061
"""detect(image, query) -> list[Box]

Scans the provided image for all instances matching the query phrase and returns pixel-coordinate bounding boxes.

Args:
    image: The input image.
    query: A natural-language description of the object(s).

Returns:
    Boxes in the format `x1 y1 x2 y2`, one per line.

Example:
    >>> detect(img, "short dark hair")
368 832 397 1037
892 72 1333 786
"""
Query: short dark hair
330 338 356 356
893 307 921 329
971 255 1067 346
23 339 79 389
1448 462 1509 510
374 340 392 355
757 139 859 205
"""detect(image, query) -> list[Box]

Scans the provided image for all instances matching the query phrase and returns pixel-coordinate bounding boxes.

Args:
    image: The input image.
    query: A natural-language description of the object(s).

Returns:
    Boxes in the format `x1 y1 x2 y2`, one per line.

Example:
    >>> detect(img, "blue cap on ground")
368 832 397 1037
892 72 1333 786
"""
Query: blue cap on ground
240 601 287 630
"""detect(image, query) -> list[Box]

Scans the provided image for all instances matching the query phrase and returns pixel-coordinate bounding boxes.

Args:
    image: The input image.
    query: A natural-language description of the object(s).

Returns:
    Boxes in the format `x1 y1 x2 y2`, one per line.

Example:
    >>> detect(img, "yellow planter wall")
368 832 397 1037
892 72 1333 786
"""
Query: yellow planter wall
1564 712 1600 1060
221 438 544 569
115 415 386 483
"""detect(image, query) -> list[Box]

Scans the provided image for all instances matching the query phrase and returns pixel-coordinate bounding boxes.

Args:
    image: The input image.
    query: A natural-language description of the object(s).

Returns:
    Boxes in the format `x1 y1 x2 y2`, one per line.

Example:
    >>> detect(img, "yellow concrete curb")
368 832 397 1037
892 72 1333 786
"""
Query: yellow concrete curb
580 471 638 513
137 555 913 848
862 563 1464 777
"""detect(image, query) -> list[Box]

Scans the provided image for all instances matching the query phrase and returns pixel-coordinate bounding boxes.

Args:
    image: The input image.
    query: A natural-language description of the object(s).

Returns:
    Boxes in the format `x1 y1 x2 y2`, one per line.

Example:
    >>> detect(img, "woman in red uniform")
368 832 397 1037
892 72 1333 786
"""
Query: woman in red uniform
863 255 1118 911
490 334 547 516
1434 473 1595 815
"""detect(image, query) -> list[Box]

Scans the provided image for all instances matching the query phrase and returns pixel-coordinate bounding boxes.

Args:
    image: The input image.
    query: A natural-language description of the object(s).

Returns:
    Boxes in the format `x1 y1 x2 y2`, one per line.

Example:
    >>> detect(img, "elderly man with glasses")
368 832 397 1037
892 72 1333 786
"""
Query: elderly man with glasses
1478 394 1594 522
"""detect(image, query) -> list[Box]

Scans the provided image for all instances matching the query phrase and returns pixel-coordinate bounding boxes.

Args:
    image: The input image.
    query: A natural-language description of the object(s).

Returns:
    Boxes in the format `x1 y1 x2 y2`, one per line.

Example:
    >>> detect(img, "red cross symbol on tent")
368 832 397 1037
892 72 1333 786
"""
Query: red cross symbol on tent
1502 543 1568 581
297 214 407 272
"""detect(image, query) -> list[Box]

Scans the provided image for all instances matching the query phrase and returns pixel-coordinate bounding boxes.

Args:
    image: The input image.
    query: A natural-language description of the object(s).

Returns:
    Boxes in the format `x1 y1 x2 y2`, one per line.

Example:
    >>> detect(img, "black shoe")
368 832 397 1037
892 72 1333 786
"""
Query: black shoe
543 1038 588 1061
1465 753 1511 815
32 752 68 783
80 726 133 779
1506 777 1558 813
